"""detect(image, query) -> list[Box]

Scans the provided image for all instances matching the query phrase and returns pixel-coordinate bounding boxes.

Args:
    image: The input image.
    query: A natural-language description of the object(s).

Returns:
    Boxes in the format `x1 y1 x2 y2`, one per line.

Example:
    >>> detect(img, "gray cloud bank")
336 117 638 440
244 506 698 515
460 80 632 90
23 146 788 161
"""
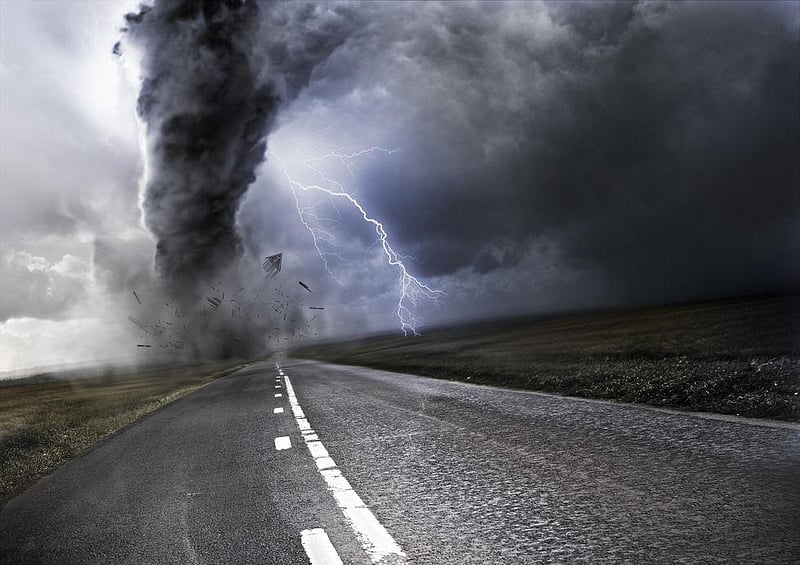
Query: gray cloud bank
1 1 798 371
269 0 798 307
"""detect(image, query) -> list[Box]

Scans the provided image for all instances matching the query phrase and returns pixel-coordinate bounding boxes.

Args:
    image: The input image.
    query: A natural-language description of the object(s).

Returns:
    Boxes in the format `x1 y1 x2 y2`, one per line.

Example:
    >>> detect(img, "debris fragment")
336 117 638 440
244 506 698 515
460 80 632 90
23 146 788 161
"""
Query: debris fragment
207 295 222 311
263 253 283 278
133 290 142 305
309 306 324 310
137 344 152 348
298 281 312 292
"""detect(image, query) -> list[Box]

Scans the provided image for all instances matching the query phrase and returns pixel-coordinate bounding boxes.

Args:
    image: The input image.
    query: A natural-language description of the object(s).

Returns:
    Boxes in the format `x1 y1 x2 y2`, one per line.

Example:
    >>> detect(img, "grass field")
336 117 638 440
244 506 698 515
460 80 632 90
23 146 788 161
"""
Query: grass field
0 361 246 506
293 293 800 422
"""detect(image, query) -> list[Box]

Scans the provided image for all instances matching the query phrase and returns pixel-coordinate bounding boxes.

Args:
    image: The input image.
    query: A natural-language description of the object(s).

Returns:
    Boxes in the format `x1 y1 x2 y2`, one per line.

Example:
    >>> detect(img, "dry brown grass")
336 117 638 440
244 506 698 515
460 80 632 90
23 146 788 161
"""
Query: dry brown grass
0 361 245 506
294 294 800 421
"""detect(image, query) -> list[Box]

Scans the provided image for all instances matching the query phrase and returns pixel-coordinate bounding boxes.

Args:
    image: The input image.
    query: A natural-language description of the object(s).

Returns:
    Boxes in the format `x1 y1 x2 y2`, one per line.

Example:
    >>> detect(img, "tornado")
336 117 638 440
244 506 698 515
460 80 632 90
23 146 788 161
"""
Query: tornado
122 0 277 299
120 0 355 359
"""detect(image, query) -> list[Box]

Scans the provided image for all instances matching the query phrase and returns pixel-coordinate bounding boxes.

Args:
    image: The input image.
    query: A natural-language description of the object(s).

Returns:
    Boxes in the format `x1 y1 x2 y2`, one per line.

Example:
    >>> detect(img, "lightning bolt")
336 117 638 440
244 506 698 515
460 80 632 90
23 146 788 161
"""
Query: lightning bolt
268 147 444 336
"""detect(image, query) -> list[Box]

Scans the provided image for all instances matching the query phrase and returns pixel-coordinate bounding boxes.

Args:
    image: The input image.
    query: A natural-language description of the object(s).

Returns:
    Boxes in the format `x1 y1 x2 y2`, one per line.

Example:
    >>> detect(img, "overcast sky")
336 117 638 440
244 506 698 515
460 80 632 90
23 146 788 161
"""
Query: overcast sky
1 1 798 373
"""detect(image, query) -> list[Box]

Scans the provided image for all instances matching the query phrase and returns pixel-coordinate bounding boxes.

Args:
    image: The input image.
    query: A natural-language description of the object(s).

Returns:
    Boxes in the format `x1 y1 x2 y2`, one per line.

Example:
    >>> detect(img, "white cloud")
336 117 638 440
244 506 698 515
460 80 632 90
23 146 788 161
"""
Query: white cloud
0 251 92 321
0 316 136 374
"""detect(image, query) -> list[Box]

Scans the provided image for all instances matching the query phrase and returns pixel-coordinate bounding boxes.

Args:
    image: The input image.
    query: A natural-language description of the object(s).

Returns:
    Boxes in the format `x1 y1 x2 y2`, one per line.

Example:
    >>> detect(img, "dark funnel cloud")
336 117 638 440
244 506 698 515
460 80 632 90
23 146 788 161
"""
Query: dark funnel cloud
122 0 277 296
119 0 356 358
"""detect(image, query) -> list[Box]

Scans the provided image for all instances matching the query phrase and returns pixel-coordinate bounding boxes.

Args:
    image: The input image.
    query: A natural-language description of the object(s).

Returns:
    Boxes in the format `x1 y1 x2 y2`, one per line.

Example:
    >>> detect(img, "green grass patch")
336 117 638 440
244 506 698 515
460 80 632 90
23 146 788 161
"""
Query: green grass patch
293 294 800 421
0 361 245 506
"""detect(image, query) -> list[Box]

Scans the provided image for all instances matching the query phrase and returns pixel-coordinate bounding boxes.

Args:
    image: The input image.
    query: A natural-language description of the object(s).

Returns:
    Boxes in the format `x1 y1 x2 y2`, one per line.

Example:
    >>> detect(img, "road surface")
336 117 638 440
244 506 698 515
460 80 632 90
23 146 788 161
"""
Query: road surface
2 358 799 564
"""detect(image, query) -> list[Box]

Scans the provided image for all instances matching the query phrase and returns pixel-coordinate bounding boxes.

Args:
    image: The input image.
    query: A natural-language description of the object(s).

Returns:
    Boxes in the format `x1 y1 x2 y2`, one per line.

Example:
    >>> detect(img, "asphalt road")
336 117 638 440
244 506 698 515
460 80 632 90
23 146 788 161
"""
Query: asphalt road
2 358 799 564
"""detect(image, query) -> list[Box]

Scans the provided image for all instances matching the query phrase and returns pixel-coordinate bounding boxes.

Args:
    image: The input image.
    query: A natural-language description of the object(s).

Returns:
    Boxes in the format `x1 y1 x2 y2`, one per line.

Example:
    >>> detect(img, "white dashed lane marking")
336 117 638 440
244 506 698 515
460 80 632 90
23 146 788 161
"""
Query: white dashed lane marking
279 364 407 564
301 528 343 565
274 436 292 451
273 407 284 414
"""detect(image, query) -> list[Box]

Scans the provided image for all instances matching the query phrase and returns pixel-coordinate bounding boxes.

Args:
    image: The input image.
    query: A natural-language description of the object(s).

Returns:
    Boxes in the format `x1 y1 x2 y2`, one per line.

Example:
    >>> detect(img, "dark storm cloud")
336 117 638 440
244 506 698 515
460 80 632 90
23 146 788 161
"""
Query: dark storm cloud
535 1 800 302
295 0 799 305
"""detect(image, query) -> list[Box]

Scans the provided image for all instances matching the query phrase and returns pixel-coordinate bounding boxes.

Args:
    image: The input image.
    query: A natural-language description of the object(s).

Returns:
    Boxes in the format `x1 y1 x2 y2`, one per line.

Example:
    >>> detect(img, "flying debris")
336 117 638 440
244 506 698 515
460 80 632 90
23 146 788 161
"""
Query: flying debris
263 253 283 278
207 295 223 311
126 278 325 355
132 290 142 305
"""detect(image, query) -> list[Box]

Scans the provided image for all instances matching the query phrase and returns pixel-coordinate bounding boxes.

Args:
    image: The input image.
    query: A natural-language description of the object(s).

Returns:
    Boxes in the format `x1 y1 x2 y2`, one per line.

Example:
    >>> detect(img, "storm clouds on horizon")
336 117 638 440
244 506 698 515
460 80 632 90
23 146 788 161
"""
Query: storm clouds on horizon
0 1 798 371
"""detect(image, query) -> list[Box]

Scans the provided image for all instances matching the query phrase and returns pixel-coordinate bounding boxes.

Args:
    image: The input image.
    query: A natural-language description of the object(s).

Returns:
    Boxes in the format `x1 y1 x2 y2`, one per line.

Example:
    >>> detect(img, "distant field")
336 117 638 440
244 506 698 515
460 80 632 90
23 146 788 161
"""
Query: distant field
293 294 800 422
0 361 246 506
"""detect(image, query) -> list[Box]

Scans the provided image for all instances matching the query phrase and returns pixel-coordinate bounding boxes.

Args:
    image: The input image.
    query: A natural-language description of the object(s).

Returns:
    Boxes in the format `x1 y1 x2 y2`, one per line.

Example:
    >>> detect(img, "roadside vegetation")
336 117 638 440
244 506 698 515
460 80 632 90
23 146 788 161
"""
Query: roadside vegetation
294 294 800 422
0 361 246 506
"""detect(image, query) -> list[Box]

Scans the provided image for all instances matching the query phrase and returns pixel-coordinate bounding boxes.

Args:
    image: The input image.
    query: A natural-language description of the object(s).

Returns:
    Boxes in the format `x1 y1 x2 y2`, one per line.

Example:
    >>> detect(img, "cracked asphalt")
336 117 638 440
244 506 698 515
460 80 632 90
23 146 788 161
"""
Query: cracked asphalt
2 358 799 563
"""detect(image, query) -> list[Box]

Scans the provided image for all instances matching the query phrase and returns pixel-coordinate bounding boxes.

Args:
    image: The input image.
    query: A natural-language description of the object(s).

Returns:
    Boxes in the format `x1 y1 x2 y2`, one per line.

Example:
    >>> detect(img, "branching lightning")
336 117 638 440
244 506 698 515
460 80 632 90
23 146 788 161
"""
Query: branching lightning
268 147 444 336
